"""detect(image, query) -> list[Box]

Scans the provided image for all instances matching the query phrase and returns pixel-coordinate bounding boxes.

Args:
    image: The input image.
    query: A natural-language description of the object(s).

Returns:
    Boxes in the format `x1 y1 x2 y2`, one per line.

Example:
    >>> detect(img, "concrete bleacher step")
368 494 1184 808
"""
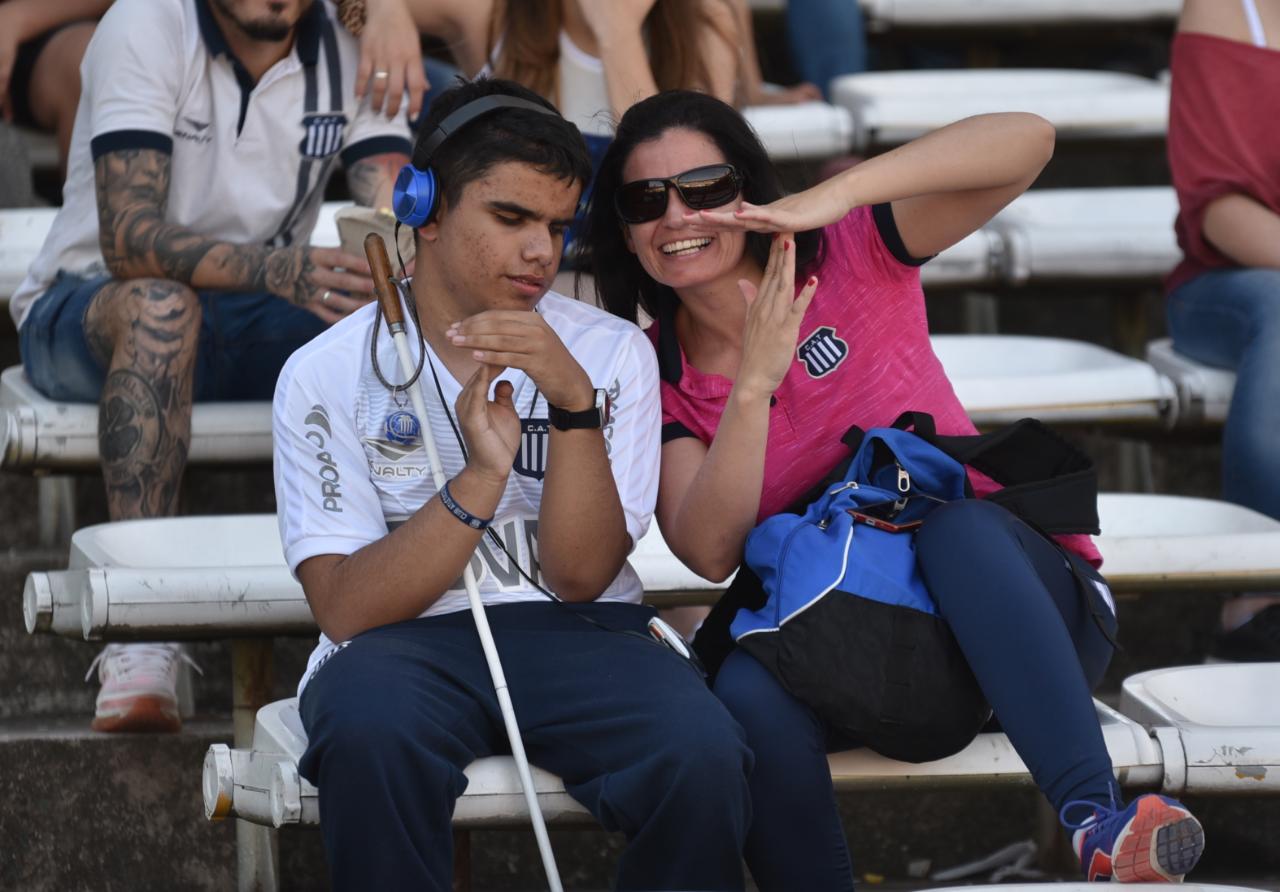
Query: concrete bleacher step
0 716 330 891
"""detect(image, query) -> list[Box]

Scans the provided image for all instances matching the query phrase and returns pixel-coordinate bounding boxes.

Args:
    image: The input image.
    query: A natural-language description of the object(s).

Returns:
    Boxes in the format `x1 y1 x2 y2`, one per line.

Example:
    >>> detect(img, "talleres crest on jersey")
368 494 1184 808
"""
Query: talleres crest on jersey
514 418 550 480
299 112 348 159
796 325 849 378
384 410 420 446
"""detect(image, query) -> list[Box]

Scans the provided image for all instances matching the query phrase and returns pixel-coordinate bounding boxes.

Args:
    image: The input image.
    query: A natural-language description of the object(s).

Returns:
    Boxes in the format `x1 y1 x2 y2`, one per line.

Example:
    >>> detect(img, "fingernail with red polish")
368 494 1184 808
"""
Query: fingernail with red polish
808 276 818 285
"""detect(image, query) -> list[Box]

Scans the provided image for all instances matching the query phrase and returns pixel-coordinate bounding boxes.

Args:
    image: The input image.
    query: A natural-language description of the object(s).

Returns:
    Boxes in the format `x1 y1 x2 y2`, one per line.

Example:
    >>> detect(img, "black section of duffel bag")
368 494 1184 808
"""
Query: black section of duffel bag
737 593 993 764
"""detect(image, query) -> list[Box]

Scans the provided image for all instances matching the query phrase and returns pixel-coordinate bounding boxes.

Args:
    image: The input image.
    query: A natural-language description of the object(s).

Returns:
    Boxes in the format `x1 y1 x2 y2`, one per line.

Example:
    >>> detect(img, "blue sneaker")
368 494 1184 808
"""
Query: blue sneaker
1060 794 1205 882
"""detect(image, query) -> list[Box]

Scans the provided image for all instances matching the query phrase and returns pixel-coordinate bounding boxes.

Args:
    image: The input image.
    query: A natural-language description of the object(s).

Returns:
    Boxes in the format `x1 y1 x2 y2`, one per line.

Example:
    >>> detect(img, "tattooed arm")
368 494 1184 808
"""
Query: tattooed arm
94 147 376 323
344 151 407 211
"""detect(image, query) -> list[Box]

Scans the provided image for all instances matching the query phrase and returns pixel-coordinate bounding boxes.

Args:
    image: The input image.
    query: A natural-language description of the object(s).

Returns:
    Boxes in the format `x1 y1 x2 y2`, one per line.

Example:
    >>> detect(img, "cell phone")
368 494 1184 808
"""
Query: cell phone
334 205 415 264
847 498 925 533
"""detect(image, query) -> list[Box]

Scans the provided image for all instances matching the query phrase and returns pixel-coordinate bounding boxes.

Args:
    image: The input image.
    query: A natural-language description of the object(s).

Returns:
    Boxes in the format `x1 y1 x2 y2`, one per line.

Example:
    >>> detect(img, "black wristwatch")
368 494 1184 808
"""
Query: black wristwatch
548 389 610 431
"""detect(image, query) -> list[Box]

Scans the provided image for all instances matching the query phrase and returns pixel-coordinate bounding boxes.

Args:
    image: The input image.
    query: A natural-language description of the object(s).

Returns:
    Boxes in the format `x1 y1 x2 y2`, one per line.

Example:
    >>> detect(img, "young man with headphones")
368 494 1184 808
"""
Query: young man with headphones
10 0 412 733
271 77 753 890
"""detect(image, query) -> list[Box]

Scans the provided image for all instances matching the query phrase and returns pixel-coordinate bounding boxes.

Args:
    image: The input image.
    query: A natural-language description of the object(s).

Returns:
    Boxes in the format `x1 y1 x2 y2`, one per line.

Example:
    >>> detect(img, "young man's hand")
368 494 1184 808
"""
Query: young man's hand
456 361 520 485
447 311 595 411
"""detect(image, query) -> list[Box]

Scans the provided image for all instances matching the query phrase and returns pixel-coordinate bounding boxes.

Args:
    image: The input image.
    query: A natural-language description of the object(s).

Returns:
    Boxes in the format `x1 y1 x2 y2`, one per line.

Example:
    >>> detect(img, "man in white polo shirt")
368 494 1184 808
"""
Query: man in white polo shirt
273 78 752 890
10 0 412 733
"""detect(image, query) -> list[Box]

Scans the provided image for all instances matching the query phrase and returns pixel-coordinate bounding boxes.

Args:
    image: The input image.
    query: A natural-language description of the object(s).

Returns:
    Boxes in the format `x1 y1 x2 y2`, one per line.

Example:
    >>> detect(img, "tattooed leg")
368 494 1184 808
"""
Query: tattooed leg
85 279 201 520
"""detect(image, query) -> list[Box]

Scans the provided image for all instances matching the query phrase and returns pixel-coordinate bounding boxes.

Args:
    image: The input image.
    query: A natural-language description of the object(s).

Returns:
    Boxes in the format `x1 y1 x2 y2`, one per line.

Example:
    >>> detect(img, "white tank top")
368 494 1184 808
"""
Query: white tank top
556 30 614 137
1242 0 1268 47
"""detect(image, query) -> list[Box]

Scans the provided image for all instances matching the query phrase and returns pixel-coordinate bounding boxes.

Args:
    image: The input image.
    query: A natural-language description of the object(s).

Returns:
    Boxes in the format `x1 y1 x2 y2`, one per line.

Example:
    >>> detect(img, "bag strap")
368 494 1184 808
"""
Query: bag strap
887 412 1099 535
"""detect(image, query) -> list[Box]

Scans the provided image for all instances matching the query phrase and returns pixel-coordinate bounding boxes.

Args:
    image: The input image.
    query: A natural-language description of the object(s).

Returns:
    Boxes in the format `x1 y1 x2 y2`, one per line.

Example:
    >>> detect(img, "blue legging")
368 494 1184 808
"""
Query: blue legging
714 499 1119 891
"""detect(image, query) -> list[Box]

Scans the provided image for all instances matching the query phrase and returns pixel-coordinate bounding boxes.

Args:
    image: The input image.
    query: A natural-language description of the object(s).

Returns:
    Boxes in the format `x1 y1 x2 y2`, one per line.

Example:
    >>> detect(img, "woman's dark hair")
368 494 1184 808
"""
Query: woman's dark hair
579 90 823 324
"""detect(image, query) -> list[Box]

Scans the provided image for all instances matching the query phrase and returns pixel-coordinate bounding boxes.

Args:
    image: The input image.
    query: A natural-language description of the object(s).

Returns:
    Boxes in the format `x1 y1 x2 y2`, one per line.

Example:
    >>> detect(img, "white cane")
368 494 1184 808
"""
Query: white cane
365 233 564 892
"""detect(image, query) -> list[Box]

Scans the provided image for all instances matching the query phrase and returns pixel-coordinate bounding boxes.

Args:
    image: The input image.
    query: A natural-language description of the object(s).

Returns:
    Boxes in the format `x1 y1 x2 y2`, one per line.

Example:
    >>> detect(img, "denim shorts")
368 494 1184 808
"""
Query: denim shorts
20 271 328 403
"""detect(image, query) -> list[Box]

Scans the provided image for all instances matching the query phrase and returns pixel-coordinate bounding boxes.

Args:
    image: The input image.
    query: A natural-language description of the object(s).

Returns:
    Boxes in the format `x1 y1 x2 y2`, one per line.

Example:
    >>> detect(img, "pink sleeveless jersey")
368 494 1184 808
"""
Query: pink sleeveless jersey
650 204 1102 566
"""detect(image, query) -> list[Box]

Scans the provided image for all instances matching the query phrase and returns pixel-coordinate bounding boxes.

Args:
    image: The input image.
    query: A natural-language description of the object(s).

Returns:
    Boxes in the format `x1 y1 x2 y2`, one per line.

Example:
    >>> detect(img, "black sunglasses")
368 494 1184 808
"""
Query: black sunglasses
614 164 744 224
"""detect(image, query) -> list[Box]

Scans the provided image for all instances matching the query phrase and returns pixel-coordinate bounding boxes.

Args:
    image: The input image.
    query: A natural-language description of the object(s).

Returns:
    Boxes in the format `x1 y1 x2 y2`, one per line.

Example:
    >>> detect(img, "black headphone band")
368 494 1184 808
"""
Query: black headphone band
412 95 560 171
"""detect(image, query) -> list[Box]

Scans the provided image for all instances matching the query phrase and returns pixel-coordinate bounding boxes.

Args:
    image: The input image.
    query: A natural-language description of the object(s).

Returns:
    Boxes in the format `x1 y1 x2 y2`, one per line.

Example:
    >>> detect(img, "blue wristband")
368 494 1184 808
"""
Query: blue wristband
438 480 493 530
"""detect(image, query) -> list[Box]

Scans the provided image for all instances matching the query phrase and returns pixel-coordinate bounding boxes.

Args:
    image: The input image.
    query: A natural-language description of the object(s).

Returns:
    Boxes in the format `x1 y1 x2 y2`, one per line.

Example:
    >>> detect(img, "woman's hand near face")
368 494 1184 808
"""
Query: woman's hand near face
734 233 819 401
690 181 852 236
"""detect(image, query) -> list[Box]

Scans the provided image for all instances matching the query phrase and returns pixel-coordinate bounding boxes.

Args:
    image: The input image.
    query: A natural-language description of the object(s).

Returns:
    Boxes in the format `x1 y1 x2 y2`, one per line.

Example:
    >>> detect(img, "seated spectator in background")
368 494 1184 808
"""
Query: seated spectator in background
274 76 752 891
581 90 1206 890
770 0 869 101
379 0 738 136
730 0 823 107
0 0 111 176
8 0 411 733
1167 0 1280 661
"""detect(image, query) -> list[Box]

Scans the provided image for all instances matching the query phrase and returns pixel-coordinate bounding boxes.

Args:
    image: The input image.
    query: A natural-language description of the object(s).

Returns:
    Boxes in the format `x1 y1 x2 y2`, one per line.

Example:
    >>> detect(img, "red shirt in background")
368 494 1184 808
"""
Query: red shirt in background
1166 31 1280 294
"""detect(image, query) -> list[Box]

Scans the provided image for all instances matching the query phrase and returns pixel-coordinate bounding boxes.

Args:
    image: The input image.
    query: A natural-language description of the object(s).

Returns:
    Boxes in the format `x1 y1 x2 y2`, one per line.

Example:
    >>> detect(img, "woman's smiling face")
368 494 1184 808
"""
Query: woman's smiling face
620 127 751 293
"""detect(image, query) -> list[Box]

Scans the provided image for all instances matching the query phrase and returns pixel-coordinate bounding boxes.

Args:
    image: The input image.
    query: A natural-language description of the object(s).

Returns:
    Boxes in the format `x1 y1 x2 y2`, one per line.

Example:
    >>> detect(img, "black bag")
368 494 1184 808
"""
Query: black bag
693 414 1104 763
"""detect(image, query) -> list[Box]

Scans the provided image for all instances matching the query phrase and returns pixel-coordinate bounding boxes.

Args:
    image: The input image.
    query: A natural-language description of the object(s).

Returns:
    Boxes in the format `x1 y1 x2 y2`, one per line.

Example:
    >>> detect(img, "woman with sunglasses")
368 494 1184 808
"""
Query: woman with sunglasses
580 91 1205 890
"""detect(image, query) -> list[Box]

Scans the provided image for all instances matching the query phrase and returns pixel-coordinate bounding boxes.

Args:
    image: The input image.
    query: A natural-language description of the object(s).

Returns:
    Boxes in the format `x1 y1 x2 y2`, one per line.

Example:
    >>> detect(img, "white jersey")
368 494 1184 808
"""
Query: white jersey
10 0 412 328
273 290 662 695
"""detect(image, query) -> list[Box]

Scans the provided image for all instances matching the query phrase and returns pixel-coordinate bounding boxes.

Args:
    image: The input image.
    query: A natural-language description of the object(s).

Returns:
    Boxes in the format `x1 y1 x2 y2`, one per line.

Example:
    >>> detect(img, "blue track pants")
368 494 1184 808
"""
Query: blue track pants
300 601 753 891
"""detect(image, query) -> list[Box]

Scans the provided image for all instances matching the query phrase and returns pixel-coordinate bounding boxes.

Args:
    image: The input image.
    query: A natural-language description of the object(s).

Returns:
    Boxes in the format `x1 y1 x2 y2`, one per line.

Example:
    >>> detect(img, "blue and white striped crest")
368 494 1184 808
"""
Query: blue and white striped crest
384 411 420 446
299 113 348 159
796 325 849 378
513 419 549 480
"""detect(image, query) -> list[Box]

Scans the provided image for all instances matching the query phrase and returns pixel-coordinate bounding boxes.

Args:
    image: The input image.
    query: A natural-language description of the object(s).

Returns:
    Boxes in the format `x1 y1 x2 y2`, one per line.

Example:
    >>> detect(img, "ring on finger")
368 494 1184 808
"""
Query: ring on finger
321 290 332 304
373 70 390 80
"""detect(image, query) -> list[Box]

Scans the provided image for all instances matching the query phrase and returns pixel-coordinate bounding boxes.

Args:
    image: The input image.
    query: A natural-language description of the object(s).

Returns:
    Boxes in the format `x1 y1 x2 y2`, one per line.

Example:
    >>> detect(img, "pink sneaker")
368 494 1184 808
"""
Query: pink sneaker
85 643 200 733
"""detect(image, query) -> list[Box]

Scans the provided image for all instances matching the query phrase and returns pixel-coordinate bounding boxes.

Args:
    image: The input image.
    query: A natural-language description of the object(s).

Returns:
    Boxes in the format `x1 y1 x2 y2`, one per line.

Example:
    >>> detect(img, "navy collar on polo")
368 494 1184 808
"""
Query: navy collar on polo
193 0 324 69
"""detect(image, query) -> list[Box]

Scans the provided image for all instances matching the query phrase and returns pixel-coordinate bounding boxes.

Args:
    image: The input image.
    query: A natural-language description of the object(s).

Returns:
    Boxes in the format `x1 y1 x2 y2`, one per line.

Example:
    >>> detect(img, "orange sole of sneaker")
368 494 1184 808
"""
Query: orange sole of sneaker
1112 797 1205 883
91 696 182 734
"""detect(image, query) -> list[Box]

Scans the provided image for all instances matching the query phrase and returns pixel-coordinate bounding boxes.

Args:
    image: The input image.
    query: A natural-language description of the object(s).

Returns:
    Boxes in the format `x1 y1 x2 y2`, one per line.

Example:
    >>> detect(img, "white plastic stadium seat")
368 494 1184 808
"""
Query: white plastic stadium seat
203 698 596 829
1146 338 1235 426
859 0 1181 28
0 366 274 471
0 203 341 313
0 206 57 306
1121 664 1280 795
32 493 1280 642
204 696 1162 830
1095 494 1280 594
921 228 1003 288
994 188 1180 284
23 514 729 640
831 69 1169 151
930 334 1176 426
0 202 349 472
742 102 855 162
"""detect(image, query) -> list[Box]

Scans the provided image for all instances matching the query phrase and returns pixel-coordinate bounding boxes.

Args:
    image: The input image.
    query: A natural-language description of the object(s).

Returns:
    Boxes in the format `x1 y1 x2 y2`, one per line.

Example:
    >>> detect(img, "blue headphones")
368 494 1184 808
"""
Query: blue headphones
392 94 561 228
